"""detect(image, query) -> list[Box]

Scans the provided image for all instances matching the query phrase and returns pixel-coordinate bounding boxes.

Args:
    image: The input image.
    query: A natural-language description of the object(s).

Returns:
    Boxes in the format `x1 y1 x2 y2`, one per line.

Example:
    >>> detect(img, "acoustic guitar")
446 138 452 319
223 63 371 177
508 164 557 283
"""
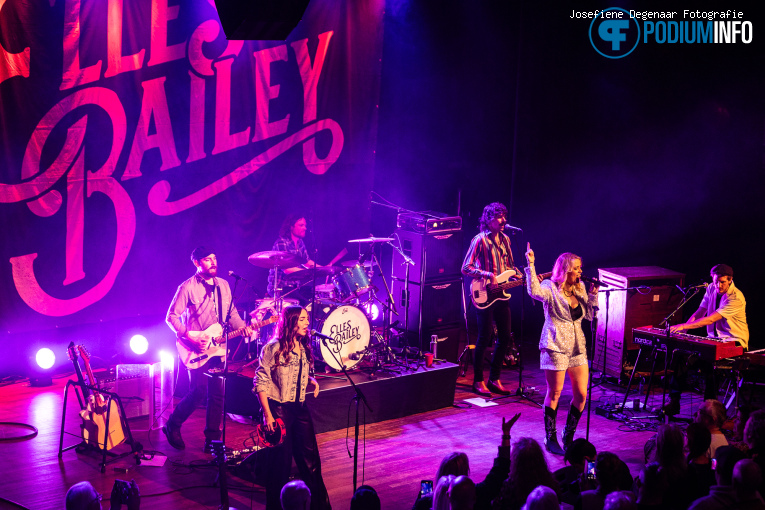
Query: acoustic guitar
177 316 279 369
77 346 126 450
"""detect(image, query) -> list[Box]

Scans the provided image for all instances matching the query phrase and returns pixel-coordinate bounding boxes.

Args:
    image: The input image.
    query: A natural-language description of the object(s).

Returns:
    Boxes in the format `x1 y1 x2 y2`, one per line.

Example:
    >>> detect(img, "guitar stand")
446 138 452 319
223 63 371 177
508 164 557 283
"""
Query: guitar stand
58 381 143 473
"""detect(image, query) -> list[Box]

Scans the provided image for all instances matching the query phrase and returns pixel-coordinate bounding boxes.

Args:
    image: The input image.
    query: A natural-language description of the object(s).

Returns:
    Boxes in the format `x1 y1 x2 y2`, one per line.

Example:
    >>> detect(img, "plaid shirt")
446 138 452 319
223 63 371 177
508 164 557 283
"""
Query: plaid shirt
267 236 309 295
461 230 515 279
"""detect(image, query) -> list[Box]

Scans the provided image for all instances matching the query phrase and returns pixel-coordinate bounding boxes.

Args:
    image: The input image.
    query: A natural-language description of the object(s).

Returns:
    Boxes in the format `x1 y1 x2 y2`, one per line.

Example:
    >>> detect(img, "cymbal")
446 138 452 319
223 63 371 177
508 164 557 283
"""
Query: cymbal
347 237 394 243
283 266 341 283
341 260 373 268
248 250 302 269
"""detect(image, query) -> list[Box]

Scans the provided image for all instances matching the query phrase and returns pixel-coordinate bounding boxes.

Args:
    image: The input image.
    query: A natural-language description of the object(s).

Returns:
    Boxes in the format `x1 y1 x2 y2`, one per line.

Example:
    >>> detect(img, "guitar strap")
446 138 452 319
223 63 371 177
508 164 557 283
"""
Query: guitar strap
212 277 223 325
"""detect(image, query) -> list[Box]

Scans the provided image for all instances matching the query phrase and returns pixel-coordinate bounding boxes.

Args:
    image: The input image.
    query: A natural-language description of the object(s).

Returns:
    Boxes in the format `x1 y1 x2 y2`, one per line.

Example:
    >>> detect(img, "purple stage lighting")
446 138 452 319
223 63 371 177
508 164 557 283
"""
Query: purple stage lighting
129 335 149 355
35 348 55 369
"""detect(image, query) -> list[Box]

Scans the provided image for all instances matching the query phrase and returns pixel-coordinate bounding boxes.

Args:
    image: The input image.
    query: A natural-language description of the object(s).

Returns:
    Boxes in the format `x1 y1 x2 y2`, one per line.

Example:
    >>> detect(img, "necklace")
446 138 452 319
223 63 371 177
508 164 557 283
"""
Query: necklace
562 286 574 297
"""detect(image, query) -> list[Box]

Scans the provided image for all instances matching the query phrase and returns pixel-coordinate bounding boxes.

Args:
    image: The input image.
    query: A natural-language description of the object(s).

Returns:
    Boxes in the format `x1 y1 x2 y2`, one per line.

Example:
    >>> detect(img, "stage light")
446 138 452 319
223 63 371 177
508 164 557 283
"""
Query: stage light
159 350 175 369
130 335 149 355
365 303 380 321
35 348 55 369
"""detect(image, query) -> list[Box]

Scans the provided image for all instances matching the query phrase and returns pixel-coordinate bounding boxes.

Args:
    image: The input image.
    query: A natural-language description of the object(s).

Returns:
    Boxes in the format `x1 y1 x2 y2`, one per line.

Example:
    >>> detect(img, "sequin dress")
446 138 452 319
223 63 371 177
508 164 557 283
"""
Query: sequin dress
525 263 597 370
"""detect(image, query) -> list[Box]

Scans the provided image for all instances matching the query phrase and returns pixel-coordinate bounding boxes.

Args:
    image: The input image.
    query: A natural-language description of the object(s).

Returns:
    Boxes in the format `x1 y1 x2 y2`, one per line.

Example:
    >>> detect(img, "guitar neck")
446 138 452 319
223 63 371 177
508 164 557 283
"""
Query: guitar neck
68 345 90 398
77 347 104 405
218 316 278 342
496 271 553 290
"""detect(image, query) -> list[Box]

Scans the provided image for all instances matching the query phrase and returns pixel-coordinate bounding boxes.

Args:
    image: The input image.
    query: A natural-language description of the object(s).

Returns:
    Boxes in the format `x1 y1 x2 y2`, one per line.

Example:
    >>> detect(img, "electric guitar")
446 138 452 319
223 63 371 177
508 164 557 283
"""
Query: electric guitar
470 269 552 309
177 316 279 369
76 345 126 450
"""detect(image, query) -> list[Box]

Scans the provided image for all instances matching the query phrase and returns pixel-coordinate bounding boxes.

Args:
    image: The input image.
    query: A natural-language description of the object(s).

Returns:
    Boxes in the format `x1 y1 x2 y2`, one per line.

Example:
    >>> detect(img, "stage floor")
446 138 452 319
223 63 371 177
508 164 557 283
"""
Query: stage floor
0 347 707 509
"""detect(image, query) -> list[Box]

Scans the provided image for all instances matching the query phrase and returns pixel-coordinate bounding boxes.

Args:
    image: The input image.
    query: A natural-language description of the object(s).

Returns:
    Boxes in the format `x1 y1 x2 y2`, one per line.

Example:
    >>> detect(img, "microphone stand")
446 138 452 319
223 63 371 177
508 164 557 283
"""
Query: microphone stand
584 284 648 440
318 336 373 493
513 268 542 407
387 237 416 371
206 276 241 509
654 285 704 415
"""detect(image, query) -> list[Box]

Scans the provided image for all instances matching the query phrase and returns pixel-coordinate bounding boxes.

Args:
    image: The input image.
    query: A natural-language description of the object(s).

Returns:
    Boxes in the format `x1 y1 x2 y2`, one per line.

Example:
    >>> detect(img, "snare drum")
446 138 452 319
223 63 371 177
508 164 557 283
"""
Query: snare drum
311 304 370 370
333 264 373 302
314 283 336 301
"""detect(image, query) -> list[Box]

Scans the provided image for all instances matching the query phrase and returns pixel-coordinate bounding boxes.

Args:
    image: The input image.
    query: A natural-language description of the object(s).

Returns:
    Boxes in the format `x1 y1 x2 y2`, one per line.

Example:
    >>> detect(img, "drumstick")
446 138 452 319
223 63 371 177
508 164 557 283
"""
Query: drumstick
327 248 348 267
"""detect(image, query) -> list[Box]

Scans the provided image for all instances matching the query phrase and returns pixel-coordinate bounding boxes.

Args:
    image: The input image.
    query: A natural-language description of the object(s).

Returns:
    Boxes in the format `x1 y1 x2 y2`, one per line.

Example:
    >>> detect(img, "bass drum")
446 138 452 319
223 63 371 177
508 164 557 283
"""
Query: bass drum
311 304 370 371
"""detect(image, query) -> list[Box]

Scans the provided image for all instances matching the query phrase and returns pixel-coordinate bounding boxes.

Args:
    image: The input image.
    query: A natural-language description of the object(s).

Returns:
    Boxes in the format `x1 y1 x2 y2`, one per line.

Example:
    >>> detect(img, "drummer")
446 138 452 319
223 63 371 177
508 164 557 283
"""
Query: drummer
267 214 317 302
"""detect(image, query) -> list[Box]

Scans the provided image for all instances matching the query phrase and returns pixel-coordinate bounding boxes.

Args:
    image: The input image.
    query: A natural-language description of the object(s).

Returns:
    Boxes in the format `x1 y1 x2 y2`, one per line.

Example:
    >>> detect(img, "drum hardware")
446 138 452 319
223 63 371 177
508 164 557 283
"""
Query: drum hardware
248 250 303 315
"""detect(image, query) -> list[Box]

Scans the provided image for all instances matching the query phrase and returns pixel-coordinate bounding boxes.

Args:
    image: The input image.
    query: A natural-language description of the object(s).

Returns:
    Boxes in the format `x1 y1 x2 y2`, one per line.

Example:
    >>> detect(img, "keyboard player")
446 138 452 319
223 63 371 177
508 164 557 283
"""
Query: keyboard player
663 264 749 415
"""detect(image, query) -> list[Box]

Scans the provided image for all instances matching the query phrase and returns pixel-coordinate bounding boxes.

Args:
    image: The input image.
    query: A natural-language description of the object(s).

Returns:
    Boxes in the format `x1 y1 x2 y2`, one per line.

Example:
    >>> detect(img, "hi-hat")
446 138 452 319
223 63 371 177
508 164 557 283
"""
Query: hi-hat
248 251 302 269
347 237 394 243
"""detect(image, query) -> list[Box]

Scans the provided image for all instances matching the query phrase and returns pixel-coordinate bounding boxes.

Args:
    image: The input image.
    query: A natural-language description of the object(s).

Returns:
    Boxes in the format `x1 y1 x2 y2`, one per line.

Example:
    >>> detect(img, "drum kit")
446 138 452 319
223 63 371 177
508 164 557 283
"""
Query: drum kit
246 237 401 373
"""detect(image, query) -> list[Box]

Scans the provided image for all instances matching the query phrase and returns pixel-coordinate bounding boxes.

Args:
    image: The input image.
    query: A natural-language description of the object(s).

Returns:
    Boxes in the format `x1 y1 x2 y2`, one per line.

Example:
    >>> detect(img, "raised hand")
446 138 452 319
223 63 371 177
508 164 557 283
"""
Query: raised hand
525 242 535 265
502 412 521 434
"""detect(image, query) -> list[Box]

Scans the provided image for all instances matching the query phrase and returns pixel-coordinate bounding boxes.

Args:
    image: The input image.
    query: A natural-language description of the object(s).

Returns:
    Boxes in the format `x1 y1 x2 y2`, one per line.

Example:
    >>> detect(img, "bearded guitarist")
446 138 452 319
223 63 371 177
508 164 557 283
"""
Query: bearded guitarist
461 202 519 397
164 246 250 453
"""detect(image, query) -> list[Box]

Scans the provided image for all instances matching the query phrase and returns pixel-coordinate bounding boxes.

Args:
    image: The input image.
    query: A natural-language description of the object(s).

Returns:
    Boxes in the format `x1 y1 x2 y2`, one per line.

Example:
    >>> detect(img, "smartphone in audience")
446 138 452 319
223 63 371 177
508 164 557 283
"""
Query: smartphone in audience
420 479 434 496
586 461 596 481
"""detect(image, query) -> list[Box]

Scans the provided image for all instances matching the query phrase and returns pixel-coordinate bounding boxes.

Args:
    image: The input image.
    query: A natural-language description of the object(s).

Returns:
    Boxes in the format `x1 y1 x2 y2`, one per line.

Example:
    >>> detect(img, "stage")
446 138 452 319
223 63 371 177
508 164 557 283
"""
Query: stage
0 348 675 510
221 359 460 433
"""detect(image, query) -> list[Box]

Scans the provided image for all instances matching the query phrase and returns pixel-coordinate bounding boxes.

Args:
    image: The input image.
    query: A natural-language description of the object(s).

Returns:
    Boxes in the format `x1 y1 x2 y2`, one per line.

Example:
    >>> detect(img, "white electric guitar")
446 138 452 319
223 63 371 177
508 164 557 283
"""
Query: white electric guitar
177 316 278 369
470 269 552 309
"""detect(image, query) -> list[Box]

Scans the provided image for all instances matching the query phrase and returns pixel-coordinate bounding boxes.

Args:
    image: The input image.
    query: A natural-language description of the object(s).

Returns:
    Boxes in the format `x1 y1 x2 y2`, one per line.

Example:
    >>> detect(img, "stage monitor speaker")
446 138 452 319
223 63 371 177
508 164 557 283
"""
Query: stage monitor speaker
391 229 463 284
213 0 311 40
428 325 464 364
592 266 685 378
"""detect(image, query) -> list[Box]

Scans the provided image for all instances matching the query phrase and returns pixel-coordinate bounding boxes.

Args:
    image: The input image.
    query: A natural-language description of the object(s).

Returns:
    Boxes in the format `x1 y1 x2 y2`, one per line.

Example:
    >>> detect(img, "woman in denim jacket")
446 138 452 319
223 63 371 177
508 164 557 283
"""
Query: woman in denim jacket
255 305 331 510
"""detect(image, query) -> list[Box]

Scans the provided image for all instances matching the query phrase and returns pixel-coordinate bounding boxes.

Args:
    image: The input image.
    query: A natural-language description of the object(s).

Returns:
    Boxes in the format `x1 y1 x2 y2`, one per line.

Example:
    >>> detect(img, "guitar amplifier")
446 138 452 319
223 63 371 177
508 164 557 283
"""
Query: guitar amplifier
101 362 174 426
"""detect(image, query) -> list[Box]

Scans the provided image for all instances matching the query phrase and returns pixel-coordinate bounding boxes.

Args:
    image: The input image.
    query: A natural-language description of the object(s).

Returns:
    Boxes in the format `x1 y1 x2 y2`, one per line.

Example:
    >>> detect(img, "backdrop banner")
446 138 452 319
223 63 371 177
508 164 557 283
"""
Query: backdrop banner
0 0 383 345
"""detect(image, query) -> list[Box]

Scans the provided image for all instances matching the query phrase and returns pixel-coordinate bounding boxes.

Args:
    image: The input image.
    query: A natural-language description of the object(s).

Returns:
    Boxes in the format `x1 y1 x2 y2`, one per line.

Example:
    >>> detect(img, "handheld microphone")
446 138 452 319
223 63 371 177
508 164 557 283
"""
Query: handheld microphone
228 270 247 281
579 275 607 287
310 330 333 341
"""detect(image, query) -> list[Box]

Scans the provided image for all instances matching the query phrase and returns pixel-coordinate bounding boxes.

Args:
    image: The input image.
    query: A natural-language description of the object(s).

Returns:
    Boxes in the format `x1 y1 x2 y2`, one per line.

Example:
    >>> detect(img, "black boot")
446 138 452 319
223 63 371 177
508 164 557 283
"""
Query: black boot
544 406 565 455
562 406 582 450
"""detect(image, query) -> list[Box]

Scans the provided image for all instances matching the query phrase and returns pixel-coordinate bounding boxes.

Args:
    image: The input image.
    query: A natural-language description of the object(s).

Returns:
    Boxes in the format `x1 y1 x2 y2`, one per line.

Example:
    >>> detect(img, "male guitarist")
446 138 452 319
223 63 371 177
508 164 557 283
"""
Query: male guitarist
462 202 517 397
164 246 250 452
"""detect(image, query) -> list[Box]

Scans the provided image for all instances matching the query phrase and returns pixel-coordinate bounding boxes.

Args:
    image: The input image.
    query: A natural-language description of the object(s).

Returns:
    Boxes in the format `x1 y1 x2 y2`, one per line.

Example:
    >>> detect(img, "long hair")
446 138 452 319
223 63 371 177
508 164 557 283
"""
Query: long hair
273 305 313 366
279 213 305 239
551 252 585 294
436 451 470 480
432 475 456 510
496 437 558 510
478 202 508 231
655 424 686 482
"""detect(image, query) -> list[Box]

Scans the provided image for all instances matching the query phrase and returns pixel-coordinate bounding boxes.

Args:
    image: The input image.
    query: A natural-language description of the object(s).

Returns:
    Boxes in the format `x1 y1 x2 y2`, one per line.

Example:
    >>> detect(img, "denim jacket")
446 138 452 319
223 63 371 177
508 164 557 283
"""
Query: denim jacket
254 340 313 403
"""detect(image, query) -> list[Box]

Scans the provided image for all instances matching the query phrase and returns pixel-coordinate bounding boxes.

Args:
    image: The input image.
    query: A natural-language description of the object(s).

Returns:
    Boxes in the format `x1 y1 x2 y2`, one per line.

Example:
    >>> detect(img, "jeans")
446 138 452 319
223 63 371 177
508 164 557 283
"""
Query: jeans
474 300 512 383
169 357 224 441
265 400 331 510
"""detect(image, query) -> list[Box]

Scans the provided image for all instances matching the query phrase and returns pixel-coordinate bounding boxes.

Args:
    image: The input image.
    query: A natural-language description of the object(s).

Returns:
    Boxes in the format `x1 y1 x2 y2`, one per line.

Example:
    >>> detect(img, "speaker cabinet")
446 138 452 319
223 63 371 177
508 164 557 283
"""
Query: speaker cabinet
391 229 463 284
390 277 465 357
593 266 685 378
